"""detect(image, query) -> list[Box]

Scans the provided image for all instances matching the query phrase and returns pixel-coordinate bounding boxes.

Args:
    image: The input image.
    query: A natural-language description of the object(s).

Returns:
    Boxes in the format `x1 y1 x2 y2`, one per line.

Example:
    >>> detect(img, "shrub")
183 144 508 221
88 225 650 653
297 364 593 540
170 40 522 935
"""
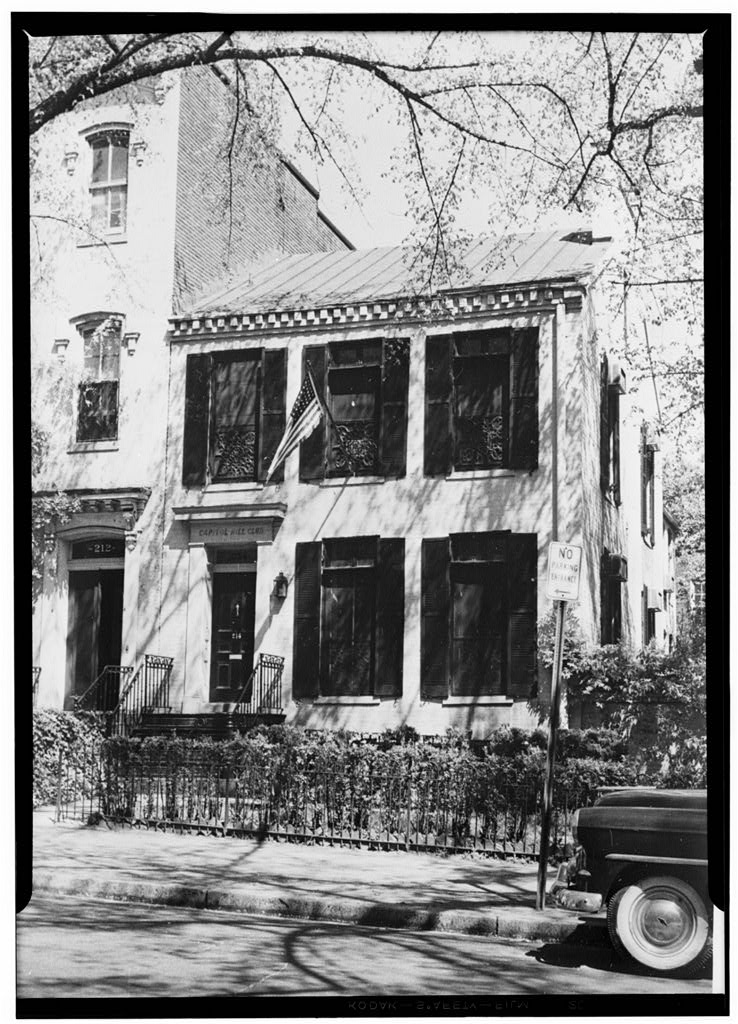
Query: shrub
32 708 106 807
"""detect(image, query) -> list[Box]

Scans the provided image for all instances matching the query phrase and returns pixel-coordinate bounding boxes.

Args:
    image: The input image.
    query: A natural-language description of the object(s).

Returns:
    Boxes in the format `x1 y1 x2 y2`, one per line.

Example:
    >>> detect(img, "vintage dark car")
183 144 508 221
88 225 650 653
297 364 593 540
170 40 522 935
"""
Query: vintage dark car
550 787 711 974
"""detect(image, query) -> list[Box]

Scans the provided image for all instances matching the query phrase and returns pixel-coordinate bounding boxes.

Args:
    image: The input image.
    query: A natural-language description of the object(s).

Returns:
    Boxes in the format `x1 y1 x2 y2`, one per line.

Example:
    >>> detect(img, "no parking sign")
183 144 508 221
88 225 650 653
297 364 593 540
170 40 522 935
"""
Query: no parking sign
546 542 582 602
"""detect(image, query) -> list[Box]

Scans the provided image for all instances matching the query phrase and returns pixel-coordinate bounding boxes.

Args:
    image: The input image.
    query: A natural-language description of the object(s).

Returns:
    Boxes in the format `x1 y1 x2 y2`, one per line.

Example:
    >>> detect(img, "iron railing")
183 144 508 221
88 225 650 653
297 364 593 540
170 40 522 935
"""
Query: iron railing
232 654 284 718
74 665 133 715
32 667 41 707
50 743 596 859
111 655 174 736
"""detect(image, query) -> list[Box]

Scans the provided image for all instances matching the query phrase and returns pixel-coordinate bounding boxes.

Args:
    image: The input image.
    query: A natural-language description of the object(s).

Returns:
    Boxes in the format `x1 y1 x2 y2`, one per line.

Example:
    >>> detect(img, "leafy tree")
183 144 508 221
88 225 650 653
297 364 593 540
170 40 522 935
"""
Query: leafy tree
24 26 709 597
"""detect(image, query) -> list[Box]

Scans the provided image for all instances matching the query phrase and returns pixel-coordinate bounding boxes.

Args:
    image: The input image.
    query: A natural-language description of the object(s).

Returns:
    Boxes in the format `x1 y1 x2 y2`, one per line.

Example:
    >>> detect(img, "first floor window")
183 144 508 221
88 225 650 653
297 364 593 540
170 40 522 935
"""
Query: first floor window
421 531 537 700
320 538 376 694
293 535 405 699
601 550 627 644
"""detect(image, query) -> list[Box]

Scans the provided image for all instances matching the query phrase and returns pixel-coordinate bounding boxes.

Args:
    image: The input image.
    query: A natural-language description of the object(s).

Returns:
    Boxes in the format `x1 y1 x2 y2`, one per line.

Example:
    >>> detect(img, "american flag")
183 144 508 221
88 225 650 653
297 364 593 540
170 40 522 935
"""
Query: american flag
265 366 324 481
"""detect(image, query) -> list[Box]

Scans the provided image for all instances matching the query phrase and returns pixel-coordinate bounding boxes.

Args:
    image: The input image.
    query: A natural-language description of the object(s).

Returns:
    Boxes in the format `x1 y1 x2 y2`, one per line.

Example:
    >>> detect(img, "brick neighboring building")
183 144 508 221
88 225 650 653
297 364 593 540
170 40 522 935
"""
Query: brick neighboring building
31 67 350 712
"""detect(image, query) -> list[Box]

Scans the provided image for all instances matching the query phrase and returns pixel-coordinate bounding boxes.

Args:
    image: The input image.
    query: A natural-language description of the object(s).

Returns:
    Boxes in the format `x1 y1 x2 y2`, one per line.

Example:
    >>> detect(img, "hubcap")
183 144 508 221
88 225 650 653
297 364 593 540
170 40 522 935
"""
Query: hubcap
634 889 694 952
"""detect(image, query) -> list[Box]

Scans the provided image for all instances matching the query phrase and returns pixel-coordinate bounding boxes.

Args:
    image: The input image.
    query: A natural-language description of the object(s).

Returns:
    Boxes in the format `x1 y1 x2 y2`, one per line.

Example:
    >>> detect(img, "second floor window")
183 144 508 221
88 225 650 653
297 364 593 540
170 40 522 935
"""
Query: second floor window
299 338 410 481
600 355 622 503
88 131 129 234
76 316 122 441
641 425 656 545
182 348 286 486
425 328 538 476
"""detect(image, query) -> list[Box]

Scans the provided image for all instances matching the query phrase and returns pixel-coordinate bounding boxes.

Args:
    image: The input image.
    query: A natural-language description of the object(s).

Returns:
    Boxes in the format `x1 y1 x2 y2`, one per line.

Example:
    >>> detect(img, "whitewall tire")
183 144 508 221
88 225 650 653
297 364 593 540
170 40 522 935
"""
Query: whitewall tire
607 875 711 974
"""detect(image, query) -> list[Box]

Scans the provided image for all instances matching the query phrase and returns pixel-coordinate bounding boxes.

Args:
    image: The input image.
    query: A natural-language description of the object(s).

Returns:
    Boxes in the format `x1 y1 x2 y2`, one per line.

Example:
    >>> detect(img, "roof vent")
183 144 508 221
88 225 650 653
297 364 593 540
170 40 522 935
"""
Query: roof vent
561 230 593 245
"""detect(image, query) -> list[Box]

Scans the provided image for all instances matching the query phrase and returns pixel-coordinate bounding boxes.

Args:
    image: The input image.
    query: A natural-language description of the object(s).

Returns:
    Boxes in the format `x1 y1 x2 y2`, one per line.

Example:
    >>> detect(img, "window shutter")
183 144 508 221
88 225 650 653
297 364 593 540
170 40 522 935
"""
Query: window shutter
421 538 450 699
611 390 621 504
424 336 452 476
600 550 608 644
507 533 537 699
381 339 409 478
258 349 287 482
374 538 405 698
182 353 212 487
600 355 610 494
300 345 327 481
292 542 321 698
640 424 649 537
509 328 539 469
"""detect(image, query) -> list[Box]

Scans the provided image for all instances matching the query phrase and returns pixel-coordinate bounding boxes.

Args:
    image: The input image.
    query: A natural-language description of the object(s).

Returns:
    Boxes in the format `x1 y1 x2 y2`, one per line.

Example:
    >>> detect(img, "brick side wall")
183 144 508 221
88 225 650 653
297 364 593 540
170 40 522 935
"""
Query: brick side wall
172 67 349 314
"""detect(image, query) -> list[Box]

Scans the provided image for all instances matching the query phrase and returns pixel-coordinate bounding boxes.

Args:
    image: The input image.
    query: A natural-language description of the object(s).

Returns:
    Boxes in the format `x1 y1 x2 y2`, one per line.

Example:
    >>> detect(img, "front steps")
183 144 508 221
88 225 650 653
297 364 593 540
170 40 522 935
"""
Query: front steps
132 710 286 739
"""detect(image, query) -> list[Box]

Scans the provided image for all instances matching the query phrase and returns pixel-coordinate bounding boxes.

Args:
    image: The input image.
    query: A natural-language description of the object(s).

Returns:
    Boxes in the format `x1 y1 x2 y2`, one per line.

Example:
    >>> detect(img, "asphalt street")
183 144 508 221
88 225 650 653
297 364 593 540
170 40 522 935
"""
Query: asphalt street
17 894 713 999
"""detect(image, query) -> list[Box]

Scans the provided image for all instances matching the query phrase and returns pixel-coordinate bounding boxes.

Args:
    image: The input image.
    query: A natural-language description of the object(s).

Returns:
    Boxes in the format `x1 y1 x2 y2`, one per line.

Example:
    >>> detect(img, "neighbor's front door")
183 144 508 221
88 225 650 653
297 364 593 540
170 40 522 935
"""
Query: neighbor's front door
210 572 256 702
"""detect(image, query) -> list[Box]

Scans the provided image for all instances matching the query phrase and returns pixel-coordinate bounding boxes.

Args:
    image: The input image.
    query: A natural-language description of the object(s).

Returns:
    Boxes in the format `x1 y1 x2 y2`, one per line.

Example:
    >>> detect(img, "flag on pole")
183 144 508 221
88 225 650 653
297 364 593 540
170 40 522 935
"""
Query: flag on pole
265 366 324 481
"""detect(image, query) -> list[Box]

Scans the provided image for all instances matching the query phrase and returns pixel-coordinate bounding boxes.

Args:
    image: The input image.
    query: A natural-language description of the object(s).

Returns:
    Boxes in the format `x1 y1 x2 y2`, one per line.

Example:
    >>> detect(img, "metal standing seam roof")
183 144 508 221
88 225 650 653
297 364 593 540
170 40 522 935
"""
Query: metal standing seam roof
187 229 613 318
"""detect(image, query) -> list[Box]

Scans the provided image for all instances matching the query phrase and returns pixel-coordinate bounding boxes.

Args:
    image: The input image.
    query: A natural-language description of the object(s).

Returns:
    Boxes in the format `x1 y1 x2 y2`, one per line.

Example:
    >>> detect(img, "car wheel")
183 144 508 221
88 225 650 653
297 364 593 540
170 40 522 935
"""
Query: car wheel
607 875 711 974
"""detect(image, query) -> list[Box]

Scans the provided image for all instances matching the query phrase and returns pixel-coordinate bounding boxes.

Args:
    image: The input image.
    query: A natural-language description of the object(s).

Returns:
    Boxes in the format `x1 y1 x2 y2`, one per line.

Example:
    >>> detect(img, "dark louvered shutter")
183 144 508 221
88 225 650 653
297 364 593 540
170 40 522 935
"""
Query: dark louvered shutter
600 549 609 644
292 542 321 698
258 348 287 482
611 389 621 504
421 538 450 699
300 345 327 481
182 353 212 487
600 355 610 494
381 339 409 478
374 538 405 698
507 533 538 699
640 424 648 537
424 336 452 476
509 328 539 470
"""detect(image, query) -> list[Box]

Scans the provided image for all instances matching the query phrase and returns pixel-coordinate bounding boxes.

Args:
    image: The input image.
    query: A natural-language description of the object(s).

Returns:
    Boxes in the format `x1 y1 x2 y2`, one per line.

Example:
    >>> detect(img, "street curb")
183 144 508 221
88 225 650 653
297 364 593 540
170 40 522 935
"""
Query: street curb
32 871 609 945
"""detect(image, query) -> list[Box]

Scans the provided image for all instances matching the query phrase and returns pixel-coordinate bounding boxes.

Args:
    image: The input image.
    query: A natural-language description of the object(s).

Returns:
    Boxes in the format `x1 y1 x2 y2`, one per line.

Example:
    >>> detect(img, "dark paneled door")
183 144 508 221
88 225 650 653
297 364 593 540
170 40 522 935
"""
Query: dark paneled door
210 572 256 701
66 569 124 708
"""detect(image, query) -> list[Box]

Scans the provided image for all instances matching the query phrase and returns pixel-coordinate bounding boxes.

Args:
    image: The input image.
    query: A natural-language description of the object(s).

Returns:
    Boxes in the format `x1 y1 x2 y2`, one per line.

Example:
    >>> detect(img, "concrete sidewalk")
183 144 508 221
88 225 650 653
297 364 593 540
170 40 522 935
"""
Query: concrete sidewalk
27 809 608 945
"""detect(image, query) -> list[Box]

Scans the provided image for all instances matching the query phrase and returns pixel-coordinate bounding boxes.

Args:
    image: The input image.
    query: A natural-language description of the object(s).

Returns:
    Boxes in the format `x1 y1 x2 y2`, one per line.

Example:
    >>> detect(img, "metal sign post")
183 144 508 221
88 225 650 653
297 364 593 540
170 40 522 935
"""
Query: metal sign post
536 542 582 911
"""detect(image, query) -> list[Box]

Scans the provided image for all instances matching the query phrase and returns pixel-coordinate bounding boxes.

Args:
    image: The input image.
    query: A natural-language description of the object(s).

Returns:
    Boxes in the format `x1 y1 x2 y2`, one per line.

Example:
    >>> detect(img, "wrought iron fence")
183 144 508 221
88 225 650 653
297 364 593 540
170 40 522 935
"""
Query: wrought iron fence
50 743 596 860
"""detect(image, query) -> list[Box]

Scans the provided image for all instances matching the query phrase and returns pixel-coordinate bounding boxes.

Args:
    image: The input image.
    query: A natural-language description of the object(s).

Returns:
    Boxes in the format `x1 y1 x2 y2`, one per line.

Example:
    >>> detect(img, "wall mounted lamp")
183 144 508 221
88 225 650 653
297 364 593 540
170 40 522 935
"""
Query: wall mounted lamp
52 338 70 361
123 331 140 356
131 139 147 166
273 572 289 600
63 147 79 175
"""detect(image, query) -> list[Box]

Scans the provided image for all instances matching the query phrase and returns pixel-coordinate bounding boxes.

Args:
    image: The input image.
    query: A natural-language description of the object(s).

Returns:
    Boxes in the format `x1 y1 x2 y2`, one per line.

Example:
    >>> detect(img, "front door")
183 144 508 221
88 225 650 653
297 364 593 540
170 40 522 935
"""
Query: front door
210 571 256 701
66 569 124 708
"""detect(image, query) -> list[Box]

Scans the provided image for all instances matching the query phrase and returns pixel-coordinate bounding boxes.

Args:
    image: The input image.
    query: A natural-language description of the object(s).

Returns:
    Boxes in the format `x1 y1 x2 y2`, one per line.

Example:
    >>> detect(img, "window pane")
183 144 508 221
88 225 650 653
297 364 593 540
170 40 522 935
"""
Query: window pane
90 189 108 232
91 140 108 183
108 186 127 230
110 141 129 181
322 568 375 696
328 367 379 475
212 357 259 481
450 563 505 695
99 324 121 379
82 329 101 378
454 355 507 469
